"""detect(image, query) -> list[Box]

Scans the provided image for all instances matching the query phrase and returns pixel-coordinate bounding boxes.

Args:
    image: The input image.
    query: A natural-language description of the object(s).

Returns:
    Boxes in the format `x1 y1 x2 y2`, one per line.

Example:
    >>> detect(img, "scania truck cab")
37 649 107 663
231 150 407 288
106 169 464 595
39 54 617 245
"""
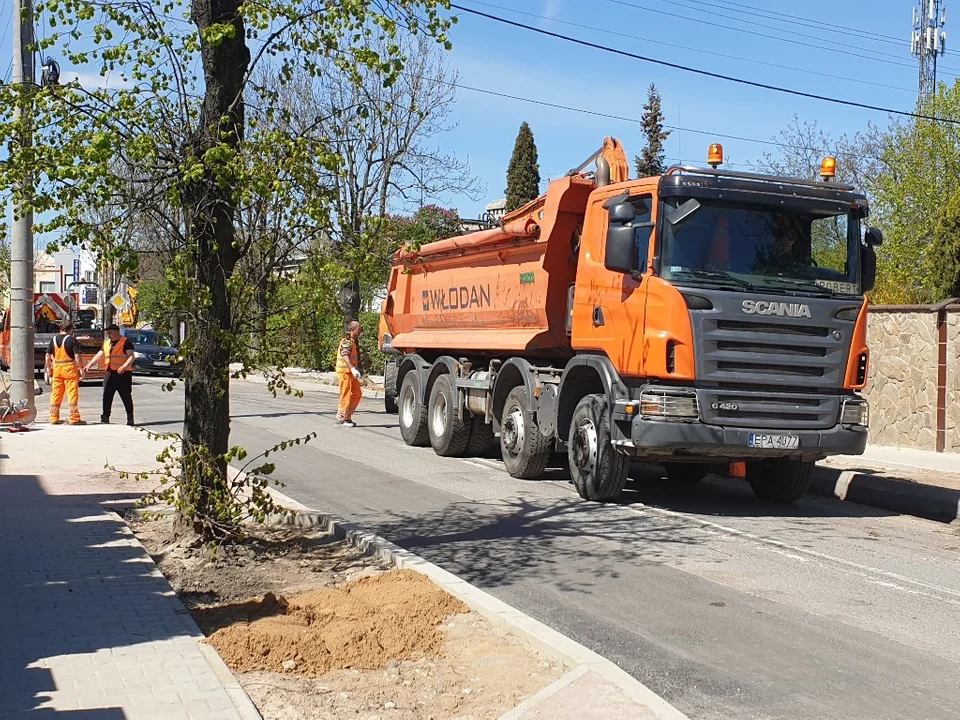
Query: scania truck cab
380 140 880 504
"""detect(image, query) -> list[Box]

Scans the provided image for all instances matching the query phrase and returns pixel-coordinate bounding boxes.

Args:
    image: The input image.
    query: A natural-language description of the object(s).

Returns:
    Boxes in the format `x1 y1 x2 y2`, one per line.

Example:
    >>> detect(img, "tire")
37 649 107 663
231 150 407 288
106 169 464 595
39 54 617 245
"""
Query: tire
465 416 497 457
568 394 630 502
398 371 429 447
384 360 398 414
663 462 710 483
747 458 813 503
427 374 471 457
500 385 552 479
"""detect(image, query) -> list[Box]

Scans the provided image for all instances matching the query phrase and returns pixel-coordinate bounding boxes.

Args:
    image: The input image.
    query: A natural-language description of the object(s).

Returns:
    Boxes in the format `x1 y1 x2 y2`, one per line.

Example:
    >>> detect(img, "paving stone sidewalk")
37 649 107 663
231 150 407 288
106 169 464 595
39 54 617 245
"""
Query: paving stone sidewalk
0 424 260 720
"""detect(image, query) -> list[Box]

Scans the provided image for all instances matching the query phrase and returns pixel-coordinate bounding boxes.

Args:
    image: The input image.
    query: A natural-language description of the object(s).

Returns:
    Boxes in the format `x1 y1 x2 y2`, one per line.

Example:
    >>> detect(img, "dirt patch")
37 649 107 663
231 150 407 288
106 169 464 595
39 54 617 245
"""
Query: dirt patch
207 570 468 676
131 513 565 720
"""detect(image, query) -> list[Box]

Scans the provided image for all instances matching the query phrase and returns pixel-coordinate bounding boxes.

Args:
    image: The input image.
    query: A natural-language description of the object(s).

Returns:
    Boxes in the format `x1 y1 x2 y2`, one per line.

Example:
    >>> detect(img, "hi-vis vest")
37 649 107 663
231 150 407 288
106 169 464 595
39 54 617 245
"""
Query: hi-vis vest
103 336 130 371
52 335 79 379
335 337 357 374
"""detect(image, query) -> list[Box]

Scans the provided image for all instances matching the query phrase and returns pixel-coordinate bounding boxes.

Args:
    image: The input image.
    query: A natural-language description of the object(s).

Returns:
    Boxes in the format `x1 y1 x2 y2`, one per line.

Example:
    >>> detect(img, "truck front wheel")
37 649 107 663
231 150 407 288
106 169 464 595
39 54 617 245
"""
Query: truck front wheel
568 394 629 502
428 374 471 457
398 372 429 447
746 458 813 503
500 386 551 479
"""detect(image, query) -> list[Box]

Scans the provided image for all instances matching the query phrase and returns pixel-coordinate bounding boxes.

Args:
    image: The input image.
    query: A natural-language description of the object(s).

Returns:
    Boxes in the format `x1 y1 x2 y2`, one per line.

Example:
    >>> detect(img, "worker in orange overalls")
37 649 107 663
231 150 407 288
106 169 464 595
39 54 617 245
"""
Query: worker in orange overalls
335 320 363 428
45 319 85 425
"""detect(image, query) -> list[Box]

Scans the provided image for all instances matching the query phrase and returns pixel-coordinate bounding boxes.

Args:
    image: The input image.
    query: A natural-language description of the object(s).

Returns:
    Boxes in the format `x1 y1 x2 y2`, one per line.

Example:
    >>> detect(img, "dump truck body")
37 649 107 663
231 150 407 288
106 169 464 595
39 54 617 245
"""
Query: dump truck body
380 140 878 504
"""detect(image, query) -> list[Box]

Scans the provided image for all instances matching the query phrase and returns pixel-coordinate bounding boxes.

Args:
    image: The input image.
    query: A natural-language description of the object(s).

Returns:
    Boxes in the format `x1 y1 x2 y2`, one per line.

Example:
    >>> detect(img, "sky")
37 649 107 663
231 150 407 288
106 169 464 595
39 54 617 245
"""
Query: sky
0 0 946 221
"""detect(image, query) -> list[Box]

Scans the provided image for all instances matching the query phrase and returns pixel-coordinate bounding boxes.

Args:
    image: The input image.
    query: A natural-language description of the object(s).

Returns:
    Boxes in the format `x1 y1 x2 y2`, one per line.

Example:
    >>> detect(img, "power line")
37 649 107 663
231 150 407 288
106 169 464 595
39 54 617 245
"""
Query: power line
449 79 880 163
599 0 960 76
653 0 903 49
450 3 960 125
467 0 914 94
676 0 903 44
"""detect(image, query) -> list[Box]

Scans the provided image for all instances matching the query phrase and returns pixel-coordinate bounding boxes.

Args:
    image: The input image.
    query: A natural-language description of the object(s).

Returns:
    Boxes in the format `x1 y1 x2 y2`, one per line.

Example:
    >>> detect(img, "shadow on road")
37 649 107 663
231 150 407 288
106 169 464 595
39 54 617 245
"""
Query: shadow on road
622 462 898 520
372 494 704 593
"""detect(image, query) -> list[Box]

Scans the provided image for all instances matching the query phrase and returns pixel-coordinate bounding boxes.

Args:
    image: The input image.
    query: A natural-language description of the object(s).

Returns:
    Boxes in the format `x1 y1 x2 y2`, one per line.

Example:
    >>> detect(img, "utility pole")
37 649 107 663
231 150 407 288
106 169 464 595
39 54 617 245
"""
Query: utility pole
912 0 948 106
8 0 37 423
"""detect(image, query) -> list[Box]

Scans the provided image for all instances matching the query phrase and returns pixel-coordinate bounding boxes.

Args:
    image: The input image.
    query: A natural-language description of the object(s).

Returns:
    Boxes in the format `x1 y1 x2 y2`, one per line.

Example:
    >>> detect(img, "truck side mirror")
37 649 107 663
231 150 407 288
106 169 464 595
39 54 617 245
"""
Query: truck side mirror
864 226 883 247
861 244 877 294
605 203 639 274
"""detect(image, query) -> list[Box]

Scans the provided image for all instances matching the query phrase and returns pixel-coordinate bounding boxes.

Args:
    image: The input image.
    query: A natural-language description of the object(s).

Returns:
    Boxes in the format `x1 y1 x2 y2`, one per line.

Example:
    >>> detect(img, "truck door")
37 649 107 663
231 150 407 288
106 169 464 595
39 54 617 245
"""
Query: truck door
571 185 656 378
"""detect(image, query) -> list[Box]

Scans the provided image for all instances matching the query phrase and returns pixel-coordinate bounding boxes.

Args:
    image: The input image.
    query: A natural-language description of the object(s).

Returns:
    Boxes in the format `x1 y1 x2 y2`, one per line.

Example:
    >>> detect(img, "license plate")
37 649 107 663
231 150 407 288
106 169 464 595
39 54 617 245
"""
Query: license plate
154 361 170 367
748 433 800 449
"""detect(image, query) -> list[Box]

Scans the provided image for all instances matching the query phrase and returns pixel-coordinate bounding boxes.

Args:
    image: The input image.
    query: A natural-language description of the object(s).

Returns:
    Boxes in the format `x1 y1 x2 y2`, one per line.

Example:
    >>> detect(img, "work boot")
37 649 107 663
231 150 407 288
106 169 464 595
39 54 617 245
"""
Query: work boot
69 420 87 426
127 416 135 427
101 415 109 424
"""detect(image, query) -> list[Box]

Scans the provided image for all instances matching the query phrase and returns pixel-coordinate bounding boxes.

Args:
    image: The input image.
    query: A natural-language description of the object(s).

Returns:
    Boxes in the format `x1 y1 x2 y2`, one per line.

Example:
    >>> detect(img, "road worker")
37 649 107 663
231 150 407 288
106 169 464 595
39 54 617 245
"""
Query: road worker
335 320 363 428
45 319 85 425
84 323 136 425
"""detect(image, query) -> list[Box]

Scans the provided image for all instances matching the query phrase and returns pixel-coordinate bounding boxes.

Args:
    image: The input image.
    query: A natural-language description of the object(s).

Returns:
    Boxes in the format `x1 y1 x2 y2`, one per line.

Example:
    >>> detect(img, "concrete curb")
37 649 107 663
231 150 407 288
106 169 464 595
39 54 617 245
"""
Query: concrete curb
254 480 688 720
198 643 264 720
234 373 385 399
811 466 960 523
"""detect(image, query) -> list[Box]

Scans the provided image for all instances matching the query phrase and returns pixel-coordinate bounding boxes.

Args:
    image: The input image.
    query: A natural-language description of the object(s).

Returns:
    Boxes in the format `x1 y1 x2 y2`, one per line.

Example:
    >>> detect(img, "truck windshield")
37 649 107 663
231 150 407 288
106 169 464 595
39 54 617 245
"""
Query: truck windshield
659 199 861 296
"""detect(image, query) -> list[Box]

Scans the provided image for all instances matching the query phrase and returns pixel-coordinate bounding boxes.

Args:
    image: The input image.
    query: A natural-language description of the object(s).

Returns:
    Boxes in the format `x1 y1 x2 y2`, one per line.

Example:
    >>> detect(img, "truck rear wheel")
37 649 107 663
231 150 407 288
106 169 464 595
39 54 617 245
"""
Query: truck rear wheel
384 360 398 414
428 374 471 457
747 458 813 503
663 462 710 483
465 416 497 457
398 372 429 447
568 394 629 502
500 386 551 479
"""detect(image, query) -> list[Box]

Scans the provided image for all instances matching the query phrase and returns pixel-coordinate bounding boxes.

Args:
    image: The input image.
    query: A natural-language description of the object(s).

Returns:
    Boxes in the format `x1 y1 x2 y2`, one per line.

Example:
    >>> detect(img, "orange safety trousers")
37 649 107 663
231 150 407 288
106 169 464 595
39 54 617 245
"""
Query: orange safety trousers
336 371 362 422
50 338 81 424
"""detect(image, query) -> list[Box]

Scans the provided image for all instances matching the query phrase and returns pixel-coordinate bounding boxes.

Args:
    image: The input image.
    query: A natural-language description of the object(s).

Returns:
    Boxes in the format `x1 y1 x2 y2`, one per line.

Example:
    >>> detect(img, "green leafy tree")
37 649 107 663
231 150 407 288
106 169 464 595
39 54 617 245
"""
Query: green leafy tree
929 191 960 301
0 0 454 540
870 82 960 303
505 122 540 212
634 84 671 177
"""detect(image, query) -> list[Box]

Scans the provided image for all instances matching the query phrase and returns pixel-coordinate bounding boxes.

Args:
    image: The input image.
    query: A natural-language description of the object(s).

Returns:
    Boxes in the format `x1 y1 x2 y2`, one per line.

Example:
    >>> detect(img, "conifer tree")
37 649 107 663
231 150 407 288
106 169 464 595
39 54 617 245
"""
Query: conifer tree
505 122 541 212
634 84 671 177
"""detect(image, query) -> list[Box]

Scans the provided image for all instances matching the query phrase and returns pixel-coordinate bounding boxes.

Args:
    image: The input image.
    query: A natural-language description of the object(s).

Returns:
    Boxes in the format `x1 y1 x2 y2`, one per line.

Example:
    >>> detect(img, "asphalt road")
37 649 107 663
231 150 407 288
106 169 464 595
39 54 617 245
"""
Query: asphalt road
73 376 960 720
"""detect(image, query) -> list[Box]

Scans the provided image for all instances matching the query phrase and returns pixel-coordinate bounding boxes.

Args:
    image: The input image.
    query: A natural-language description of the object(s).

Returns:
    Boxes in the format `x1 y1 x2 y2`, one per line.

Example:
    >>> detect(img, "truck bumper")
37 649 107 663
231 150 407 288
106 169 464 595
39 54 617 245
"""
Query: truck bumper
614 417 867 461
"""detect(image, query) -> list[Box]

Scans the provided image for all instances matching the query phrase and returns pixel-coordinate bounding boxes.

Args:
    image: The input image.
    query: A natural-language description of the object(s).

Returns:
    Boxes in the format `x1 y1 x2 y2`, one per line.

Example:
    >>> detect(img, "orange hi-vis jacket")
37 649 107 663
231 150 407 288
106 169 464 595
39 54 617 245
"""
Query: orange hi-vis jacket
335 336 357 374
103 336 130 371
52 335 80 380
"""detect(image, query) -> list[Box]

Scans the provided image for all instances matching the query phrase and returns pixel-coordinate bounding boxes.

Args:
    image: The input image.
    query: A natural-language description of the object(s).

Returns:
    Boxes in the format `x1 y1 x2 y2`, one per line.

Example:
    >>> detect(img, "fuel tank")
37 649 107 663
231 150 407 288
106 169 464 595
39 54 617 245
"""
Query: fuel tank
380 176 595 358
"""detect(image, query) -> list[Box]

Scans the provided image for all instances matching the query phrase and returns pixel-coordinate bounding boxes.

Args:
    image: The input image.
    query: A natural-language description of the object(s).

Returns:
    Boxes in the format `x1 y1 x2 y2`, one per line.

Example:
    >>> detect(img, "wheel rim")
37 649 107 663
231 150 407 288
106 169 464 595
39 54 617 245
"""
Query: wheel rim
501 405 525 459
571 417 598 476
400 384 417 429
431 390 448 438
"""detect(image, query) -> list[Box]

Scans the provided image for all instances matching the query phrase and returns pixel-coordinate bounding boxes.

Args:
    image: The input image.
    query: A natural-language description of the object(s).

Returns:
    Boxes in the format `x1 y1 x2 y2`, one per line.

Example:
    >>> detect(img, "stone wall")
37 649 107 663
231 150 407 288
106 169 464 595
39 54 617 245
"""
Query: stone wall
863 308 960 452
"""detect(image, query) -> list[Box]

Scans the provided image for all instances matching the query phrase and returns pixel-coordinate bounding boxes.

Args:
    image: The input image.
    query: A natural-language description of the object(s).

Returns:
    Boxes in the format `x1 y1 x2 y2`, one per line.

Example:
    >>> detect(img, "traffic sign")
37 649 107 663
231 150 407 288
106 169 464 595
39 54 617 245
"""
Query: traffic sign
109 294 126 310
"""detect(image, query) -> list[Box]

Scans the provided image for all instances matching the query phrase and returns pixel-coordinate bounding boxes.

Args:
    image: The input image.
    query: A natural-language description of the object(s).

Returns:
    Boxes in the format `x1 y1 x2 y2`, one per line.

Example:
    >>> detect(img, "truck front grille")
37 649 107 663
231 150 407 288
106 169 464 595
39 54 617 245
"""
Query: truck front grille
689 303 853 430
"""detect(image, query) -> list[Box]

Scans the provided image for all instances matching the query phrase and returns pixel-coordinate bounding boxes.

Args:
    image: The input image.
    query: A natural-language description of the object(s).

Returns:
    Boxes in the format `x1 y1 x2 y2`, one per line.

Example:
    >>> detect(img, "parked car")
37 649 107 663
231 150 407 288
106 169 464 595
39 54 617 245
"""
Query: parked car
119 328 184 377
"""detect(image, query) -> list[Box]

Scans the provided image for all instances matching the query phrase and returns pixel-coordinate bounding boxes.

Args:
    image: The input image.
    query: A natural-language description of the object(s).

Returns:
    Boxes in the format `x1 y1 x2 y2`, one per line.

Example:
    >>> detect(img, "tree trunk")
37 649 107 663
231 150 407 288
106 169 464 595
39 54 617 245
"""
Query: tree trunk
339 277 361 330
182 0 250 535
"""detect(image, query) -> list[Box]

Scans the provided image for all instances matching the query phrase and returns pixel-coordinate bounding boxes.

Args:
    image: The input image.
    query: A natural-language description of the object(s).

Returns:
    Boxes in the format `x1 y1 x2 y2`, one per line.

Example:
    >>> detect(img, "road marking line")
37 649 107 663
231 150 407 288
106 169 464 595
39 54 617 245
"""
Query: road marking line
626 502 960 603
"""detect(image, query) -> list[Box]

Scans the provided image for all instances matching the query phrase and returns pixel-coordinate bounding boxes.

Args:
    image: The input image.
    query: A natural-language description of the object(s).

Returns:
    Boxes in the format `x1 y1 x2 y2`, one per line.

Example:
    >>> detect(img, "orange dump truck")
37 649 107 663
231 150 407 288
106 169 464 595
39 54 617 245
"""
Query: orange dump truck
379 139 880 503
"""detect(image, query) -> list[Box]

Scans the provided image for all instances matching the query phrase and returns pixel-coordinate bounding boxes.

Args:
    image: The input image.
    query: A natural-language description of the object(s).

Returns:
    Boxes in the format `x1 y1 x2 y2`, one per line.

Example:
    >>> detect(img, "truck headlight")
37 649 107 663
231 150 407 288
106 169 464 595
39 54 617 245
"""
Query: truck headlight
639 388 699 420
840 398 869 427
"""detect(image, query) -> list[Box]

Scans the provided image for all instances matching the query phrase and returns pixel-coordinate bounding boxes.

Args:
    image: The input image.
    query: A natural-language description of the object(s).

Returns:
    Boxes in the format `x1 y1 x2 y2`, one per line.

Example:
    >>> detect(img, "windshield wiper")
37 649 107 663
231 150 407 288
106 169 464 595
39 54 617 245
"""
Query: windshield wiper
759 276 837 296
686 269 757 290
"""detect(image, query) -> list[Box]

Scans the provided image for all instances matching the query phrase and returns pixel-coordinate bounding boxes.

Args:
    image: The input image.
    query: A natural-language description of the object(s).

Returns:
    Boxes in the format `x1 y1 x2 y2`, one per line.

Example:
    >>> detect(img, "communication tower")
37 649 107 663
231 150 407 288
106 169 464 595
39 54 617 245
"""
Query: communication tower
912 0 948 103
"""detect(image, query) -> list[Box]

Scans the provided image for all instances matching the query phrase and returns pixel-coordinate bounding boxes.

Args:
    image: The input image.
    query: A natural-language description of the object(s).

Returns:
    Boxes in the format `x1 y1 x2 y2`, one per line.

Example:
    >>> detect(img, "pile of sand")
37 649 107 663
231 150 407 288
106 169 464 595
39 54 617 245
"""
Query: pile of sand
207 569 469 677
